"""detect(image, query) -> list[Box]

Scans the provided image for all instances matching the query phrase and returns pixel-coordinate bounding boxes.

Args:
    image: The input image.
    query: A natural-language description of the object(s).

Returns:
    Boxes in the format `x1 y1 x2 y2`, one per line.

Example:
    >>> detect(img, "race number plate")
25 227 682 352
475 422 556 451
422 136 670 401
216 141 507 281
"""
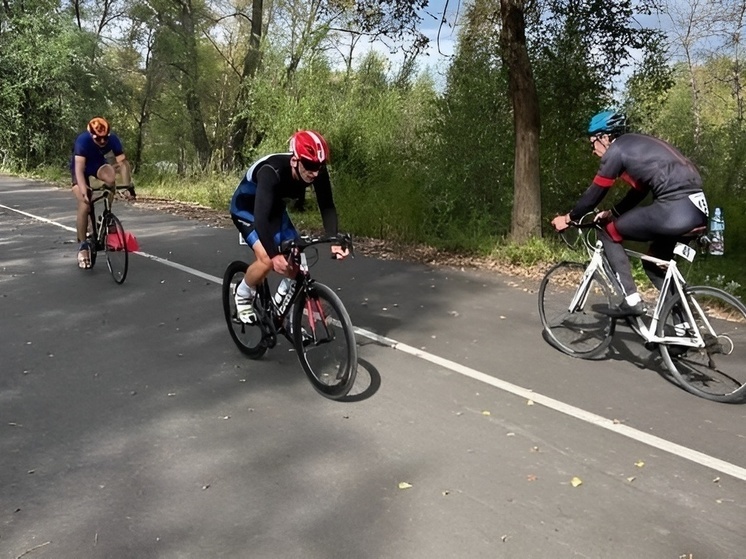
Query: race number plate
674 242 696 262
688 192 709 216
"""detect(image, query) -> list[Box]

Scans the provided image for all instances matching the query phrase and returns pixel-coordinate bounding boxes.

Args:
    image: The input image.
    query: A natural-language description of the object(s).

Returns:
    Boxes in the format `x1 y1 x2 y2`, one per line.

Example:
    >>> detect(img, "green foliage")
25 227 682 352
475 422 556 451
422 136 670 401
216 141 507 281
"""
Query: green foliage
0 12 97 168
491 235 560 267
425 0 514 242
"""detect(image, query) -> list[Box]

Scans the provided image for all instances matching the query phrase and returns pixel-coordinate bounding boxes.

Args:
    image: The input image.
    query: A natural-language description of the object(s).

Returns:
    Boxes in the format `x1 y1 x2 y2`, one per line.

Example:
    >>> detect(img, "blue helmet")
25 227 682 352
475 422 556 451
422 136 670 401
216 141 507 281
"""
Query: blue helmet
588 111 627 136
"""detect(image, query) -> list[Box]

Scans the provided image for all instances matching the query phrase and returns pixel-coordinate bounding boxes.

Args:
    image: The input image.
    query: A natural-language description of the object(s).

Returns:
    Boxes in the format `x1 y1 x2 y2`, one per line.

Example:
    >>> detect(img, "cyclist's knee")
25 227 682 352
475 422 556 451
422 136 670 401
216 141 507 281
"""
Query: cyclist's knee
97 164 116 185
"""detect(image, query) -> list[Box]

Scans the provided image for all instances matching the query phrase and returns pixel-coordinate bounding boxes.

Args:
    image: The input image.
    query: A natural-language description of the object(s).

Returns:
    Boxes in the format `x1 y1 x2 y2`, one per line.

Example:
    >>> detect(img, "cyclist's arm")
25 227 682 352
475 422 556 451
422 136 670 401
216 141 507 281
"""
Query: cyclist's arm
253 166 284 259
610 187 648 216
314 173 348 258
313 169 338 237
569 182 610 221
73 156 89 198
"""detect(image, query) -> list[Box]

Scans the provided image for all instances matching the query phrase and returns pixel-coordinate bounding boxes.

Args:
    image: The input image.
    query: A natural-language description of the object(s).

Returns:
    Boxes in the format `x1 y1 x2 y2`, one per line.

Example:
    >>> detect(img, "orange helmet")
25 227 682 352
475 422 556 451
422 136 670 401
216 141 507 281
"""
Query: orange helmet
87 117 110 137
289 130 329 166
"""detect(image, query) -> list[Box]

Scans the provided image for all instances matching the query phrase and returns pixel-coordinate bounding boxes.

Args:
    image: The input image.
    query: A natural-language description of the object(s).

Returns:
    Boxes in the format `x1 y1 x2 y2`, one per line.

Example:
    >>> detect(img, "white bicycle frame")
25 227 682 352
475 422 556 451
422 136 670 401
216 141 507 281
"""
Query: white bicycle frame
569 239 708 349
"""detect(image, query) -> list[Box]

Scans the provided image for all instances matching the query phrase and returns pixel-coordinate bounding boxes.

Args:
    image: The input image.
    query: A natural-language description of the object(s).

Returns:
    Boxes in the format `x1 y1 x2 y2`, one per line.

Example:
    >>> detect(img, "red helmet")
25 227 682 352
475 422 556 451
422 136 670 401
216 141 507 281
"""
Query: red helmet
289 130 329 165
87 117 110 137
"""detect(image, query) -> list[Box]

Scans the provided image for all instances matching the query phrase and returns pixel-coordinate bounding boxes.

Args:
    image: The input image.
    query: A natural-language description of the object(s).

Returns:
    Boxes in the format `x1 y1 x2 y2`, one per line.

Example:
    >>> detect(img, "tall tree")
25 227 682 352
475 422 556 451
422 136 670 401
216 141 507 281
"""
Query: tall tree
501 0 541 241
229 0 264 168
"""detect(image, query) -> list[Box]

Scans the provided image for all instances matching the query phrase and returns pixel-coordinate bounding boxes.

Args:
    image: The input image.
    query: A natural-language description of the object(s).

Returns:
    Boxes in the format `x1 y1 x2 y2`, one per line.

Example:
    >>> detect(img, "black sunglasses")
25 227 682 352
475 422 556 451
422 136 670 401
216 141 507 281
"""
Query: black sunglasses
299 158 323 172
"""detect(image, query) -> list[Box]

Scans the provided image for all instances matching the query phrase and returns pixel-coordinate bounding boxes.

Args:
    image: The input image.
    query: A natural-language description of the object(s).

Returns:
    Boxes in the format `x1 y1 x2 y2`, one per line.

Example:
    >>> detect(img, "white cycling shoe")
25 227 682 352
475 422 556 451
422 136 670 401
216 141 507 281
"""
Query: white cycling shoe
235 293 257 324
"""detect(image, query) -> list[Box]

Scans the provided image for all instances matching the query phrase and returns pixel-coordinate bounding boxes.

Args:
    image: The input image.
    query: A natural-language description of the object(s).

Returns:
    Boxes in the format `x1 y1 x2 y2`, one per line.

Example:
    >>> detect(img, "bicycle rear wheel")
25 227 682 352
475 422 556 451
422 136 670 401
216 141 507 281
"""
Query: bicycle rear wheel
538 261 615 358
103 213 128 284
222 261 268 359
658 286 746 403
292 282 357 399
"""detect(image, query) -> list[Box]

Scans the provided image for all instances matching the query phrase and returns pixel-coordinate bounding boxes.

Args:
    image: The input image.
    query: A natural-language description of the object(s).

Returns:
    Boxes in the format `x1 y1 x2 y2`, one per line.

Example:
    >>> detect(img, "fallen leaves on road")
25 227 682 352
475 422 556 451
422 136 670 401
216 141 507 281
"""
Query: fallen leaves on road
398 482 412 490
570 477 583 487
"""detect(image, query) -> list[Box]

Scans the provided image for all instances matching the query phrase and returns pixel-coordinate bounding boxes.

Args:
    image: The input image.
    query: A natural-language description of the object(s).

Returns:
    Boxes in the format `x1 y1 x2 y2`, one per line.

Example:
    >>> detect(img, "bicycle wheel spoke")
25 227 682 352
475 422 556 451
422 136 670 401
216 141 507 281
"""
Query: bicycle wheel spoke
538 261 615 357
659 286 746 402
104 213 128 284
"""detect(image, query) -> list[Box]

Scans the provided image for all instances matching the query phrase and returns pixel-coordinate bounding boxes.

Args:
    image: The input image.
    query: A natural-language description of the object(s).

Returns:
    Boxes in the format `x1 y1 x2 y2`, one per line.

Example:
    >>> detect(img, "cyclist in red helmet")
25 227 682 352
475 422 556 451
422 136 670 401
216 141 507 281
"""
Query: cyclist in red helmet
229 130 349 323
70 117 134 268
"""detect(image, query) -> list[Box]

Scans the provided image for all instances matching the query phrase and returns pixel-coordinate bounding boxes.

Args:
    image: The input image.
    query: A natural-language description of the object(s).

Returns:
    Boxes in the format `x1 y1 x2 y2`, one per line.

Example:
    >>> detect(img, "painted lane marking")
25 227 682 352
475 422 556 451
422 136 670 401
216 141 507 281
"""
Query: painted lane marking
4 202 745 481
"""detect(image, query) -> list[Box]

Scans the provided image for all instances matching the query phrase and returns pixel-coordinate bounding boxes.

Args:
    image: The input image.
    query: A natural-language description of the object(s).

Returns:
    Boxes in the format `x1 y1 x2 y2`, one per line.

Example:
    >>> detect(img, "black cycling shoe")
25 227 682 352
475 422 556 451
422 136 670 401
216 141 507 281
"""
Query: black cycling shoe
667 345 689 357
597 300 646 318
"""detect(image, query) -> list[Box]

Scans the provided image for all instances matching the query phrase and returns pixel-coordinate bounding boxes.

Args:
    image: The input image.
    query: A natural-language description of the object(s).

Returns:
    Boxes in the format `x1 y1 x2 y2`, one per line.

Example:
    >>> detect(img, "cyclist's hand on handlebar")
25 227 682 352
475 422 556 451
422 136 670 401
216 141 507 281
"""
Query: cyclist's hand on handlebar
271 254 294 275
551 213 571 232
331 245 349 260
593 209 612 224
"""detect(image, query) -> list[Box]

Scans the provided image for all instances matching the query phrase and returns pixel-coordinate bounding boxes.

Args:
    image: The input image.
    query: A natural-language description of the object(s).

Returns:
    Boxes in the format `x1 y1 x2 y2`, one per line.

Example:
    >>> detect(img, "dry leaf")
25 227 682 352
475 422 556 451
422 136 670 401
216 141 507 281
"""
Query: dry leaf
527 399 535 406
570 477 583 487
626 476 636 483
482 410 491 416
635 460 645 468
527 474 538 482
398 482 412 490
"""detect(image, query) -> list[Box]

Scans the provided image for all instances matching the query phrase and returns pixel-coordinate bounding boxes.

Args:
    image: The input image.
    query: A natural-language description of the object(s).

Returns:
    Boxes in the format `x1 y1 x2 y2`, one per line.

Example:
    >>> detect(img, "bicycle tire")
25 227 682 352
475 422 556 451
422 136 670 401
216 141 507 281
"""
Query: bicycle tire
658 286 746 403
538 261 616 358
292 282 357 399
103 213 128 284
88 237 98 268
222 261 268 359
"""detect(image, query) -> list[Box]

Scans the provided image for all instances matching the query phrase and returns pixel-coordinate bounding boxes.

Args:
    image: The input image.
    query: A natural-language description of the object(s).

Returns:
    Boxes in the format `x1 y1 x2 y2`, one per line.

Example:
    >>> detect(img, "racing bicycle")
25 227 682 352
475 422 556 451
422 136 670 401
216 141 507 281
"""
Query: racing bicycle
538 219 746 403
222 234 358 400
86 184 133 284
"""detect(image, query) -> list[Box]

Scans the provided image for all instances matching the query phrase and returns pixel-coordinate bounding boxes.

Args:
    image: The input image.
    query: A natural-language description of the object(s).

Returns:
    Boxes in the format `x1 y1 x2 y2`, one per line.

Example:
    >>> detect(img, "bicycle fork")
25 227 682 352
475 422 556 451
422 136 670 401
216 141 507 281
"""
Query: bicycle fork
302 293 334 346
568 247 606 313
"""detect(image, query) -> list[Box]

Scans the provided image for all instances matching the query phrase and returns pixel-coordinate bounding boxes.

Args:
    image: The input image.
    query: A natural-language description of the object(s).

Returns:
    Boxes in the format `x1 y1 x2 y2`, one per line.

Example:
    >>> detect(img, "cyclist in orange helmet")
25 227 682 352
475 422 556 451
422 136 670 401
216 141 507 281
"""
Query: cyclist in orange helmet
70 117 134 268
229 130 349 323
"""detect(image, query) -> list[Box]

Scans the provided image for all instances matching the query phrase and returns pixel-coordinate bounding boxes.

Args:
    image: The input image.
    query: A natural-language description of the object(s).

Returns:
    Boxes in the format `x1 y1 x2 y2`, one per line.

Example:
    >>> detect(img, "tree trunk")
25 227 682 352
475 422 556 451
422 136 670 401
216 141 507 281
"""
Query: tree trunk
179 0 211 169
500 0 541 242
229 0 263 169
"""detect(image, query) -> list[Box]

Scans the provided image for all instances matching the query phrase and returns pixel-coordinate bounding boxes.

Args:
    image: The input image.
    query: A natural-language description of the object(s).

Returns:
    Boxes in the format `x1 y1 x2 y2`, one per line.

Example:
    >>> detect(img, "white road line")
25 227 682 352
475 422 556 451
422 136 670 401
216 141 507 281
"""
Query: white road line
5 202 746 482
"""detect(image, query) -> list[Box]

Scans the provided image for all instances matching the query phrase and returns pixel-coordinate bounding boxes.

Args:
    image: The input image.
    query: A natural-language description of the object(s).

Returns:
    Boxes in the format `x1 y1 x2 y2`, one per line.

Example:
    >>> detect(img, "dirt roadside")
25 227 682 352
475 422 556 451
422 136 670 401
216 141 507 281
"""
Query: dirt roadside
130 196 549 286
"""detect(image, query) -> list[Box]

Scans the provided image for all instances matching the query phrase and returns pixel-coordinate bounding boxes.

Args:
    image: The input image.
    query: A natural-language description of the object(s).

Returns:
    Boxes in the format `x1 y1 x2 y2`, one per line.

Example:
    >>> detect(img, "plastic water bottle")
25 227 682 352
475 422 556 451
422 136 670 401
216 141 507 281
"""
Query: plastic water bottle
709 207 725 256
273 278 291 306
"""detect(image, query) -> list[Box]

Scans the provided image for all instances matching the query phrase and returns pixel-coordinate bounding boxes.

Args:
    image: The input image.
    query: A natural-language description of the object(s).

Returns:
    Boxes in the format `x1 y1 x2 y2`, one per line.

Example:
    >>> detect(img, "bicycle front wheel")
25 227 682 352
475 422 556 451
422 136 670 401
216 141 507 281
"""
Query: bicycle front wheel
103 213 128 284
292 282 357 399
538 261 615 358
222 261 268 359
658 286 746 403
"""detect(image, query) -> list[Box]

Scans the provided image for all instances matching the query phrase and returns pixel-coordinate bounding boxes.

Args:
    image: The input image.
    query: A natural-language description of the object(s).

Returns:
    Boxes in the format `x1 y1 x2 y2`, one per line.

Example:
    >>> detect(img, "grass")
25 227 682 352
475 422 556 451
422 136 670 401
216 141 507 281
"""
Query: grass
6 165 744 299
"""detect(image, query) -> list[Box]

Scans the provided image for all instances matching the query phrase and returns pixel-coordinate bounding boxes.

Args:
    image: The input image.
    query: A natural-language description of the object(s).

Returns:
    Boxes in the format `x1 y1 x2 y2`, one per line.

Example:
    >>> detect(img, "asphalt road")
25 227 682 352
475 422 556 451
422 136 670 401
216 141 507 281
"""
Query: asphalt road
1 175 744 559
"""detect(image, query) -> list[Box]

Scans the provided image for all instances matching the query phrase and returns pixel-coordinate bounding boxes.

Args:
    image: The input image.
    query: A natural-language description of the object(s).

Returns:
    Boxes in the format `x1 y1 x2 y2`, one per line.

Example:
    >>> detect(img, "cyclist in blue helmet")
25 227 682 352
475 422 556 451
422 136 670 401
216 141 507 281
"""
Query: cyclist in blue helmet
551 111 709 317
